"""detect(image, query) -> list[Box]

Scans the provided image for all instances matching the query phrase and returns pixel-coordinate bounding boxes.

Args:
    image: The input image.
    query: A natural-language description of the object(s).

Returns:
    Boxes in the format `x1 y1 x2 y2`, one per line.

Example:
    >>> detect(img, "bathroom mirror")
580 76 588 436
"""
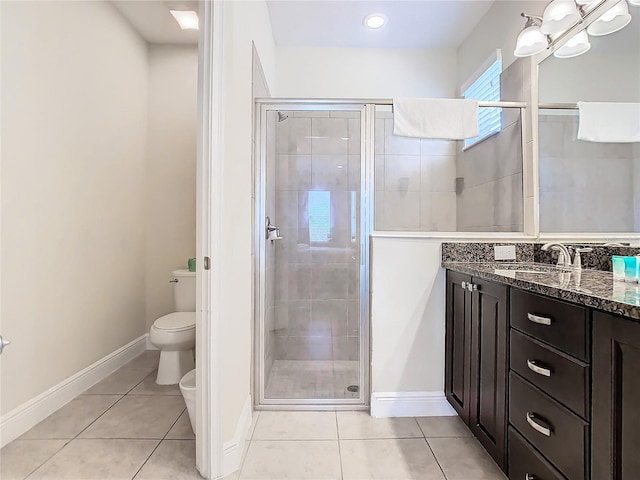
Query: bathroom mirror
537 12 640 234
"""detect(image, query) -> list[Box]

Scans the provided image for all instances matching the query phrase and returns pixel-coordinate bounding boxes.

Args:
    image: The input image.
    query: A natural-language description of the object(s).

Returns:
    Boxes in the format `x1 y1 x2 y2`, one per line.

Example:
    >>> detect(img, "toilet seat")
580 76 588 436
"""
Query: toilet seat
153 312 195 332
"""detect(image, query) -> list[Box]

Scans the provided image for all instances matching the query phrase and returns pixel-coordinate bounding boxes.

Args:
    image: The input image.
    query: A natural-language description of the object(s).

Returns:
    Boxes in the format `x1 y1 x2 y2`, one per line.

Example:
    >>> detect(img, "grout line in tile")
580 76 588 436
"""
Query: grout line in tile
131 406 187 479
413 417 427 438
71 393 128 440
129 439 163 480
334 412 344 480
338 435 426 441
250 438 342 442
423 437 449 480
23 439 73 480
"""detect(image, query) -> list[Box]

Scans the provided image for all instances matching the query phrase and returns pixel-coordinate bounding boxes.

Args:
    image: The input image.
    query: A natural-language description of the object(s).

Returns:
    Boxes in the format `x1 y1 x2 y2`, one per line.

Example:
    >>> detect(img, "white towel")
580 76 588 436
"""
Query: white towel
393 98 479 140
577 101 640 143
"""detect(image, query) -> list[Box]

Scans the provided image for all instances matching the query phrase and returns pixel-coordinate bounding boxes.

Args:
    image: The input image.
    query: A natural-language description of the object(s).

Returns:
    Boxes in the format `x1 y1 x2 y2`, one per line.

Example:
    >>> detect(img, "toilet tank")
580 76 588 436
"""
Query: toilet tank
172 269 196 312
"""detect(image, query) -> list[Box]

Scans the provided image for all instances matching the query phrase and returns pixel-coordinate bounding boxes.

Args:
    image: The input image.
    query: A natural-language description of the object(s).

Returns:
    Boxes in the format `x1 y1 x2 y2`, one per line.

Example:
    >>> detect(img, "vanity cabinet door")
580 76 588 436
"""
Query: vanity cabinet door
592 312 640 480
445 271 472 423
469 278 508 470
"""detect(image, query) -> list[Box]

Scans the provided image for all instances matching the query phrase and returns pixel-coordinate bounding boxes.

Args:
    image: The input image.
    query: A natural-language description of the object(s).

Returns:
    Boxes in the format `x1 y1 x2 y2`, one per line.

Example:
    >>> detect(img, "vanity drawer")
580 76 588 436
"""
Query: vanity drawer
509 372 589 480
510 330 590 419
511 289 588 361
508 427 566 480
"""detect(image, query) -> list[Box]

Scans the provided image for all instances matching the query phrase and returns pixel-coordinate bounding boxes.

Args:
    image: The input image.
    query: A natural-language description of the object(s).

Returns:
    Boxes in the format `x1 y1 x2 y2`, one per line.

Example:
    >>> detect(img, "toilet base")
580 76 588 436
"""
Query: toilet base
156 349 195 385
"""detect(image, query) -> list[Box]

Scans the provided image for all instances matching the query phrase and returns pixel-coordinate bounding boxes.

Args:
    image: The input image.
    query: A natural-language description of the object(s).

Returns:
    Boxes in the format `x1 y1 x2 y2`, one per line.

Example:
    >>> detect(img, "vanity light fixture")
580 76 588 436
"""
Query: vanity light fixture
364 13 386 29
553 29 592 56
514 14 550 57
170 10 199 30
514 0 637 58
587 0 632 35
541 0 582 34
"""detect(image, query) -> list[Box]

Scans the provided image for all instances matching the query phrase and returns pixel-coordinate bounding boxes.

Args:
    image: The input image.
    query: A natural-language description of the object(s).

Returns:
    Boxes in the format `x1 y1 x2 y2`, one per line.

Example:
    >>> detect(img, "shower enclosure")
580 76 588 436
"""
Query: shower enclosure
253 99 525 407
254 102 372 407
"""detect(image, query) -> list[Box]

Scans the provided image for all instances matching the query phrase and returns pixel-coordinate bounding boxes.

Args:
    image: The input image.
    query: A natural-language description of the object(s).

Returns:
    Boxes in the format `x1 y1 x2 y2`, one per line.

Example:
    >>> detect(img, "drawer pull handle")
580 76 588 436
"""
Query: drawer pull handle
526 412 552 437
527 313 552 326
527 359 552 377
526 475 537 480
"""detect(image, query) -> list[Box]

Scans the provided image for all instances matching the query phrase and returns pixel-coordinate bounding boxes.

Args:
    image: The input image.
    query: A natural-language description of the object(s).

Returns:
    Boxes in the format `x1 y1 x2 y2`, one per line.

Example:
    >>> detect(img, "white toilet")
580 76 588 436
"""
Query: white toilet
149 269 196 385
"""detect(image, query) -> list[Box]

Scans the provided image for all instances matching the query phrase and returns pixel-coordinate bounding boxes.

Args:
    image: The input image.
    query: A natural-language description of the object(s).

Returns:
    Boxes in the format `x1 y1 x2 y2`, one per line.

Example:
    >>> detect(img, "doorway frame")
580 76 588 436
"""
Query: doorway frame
195 1 224 478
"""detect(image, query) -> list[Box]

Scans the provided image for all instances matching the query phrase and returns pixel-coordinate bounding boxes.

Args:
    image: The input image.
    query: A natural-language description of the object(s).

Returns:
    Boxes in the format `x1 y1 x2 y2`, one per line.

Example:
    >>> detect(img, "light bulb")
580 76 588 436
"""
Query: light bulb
364 14 386 29
514 25 549 57
554 30 591 58
587 0 631 35
541 0 582 35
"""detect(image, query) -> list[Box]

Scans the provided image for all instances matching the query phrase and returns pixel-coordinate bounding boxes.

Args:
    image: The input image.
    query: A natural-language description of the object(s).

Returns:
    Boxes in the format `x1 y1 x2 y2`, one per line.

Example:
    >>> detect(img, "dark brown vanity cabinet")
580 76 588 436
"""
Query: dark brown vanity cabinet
592 311 640 480
509 290 590 480
445 271 472 423
445 267 640 479
445 271 508 470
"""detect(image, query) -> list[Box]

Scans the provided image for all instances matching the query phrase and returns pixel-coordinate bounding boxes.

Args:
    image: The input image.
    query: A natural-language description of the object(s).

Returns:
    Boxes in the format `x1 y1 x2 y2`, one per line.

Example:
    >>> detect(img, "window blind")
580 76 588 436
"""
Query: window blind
463 57 502 149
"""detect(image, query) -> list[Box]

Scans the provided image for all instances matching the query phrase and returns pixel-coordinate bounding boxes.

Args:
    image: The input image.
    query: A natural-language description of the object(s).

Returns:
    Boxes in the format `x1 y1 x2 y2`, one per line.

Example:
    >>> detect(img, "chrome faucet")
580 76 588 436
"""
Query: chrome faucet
541 242 574 268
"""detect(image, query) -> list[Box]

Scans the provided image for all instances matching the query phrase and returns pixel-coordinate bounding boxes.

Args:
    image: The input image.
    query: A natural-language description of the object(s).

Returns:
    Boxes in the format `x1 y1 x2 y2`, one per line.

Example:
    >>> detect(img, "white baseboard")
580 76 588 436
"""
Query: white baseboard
222 395 252 477
370 391 457 418
0 334 149 447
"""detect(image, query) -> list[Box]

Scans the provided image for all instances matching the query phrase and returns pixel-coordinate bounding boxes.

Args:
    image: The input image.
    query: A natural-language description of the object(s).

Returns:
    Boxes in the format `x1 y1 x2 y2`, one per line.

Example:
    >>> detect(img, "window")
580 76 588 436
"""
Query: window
462 50 502 149
308 191 331 243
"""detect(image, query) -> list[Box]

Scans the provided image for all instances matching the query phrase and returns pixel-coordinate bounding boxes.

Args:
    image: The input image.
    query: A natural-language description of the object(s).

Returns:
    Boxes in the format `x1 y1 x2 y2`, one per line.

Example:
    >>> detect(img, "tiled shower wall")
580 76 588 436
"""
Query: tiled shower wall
539 113 639 232
373 59 526 233
272 111 360 362
455 59 525 232
375 111 457 231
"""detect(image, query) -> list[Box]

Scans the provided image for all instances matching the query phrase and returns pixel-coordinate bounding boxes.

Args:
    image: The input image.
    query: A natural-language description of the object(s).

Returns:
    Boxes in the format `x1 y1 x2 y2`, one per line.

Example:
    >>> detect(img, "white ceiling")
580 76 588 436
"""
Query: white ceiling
111 0 199 45
266 0 496 49
112 0 494 49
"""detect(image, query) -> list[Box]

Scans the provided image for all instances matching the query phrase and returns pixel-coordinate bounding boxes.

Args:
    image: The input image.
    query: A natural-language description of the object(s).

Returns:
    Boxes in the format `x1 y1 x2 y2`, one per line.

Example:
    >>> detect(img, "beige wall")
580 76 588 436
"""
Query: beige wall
1 1 149 414
457 0 544 90
276 47 456 99
220 0 276 442
145 45 198 329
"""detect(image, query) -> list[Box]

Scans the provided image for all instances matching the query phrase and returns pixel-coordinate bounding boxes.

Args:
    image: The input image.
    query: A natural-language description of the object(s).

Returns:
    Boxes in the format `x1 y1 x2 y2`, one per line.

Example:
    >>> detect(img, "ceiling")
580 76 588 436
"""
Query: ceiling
112 0 199 45
112 0 495 49
266 0 495 49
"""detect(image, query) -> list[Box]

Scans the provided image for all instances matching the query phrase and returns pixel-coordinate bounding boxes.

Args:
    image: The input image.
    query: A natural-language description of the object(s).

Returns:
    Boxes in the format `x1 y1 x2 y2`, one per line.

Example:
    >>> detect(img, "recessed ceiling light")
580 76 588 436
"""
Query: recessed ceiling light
364 13 386 29
170 10 199 30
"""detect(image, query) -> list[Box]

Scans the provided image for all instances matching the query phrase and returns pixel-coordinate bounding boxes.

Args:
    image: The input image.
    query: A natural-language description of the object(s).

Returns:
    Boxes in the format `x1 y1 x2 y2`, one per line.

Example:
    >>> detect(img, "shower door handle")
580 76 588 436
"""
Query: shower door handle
265 216 283 240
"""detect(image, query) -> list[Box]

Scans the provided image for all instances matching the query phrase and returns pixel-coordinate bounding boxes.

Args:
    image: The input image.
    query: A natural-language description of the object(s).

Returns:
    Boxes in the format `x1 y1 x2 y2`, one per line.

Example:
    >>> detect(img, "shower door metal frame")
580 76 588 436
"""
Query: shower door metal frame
253 100 374 409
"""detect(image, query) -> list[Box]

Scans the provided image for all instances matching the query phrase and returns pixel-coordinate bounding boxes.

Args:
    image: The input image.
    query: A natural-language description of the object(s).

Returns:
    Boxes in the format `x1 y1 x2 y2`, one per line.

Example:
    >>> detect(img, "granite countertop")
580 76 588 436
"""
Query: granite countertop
443 261 640 321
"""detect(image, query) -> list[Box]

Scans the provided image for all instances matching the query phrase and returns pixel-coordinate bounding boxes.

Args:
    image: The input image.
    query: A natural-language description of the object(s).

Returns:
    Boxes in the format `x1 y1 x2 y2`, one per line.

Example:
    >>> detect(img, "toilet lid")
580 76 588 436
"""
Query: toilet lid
154 312 195 331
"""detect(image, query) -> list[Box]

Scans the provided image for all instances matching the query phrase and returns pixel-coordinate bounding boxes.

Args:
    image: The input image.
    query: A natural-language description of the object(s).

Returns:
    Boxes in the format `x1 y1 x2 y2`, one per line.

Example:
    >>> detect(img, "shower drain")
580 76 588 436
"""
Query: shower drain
346 385 359 393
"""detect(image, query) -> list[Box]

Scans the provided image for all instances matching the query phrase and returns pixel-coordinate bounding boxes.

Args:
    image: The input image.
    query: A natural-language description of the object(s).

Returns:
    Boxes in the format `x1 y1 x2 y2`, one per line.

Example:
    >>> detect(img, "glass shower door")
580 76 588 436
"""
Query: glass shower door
257 105 368 405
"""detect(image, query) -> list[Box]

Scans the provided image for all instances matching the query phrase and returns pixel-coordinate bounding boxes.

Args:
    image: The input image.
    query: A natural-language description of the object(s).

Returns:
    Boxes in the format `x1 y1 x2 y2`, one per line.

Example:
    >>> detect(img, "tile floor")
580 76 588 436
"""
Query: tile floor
264 360 359 399
2 350 506 480
1 351 200 480
231 411 507 480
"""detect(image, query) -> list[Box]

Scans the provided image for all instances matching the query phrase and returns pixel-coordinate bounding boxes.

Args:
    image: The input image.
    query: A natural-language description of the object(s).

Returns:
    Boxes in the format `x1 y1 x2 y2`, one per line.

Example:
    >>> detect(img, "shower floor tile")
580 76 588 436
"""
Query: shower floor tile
264 360 359 400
